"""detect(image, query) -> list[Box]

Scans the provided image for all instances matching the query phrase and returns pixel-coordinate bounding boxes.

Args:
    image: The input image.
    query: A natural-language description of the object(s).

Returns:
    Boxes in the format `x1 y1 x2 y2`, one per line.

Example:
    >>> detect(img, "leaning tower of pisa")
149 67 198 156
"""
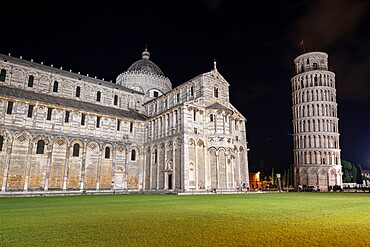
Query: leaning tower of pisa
291 52 342 191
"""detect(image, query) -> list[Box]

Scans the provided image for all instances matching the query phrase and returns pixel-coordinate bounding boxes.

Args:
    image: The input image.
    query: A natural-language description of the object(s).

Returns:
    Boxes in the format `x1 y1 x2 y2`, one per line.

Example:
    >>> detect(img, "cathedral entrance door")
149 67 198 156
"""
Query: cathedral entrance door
168 174 173 190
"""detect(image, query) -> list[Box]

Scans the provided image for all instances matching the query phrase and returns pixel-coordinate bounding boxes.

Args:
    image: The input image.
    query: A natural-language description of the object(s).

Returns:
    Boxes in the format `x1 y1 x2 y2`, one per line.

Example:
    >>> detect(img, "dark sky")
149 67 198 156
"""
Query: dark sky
1 0 370 173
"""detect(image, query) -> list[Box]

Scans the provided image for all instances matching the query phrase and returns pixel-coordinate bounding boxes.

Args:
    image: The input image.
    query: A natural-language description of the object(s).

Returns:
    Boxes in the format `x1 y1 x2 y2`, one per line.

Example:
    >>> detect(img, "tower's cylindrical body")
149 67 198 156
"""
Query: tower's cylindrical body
291 52 342 191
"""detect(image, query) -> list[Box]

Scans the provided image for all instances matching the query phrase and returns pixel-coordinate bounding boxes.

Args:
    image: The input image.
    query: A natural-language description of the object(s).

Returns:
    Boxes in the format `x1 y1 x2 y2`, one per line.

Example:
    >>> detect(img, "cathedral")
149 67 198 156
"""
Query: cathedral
0 49 250 194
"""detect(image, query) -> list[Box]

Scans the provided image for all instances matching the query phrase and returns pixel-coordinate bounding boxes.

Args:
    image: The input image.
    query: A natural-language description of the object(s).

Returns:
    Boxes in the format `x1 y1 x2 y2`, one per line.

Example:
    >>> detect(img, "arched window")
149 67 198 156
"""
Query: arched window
76 86 81 97
154 149 158 163
97 91 101 102
0 69 6 82
0 135 4 151
53 81 58 92
72 143 80 157
36 140 45 154
105 147 110 159
131 149 136 161
210 114 214 122
6 101 13 115
313 63 318 69
28 75 34 87
114 95 118 105
213 87 219 98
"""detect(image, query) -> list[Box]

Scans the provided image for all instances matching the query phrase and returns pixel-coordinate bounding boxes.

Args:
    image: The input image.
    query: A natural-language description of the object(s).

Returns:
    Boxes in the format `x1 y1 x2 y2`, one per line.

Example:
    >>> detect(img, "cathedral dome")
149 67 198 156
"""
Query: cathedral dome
116 48 172 102
126 49 165 77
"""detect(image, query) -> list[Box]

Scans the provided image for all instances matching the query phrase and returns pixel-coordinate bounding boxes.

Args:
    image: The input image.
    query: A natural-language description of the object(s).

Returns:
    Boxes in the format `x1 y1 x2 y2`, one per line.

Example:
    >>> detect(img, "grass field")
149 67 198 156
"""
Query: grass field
0 193 369 246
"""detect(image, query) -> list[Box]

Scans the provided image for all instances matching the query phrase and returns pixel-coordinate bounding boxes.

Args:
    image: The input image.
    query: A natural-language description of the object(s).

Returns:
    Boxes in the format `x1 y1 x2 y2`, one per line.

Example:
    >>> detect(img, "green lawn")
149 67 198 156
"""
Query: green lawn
0 193 369 246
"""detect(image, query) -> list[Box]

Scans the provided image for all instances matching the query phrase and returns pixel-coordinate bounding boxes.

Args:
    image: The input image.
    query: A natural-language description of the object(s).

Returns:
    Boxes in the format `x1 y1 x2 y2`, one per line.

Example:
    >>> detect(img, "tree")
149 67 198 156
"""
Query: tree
342 159 354 183
351 165 357 183
271 167 276 187
290 164 294 186
282 170 287 188
356 164 363 186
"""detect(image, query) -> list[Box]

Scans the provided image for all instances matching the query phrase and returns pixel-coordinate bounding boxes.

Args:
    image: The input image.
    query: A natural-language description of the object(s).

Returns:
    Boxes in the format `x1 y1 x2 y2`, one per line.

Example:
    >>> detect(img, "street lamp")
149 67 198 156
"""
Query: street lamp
276 173 281 192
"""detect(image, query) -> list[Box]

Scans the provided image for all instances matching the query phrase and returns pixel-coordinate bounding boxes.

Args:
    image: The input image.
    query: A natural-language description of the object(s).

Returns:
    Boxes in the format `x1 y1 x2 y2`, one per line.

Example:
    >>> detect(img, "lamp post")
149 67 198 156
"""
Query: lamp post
276 173 281 192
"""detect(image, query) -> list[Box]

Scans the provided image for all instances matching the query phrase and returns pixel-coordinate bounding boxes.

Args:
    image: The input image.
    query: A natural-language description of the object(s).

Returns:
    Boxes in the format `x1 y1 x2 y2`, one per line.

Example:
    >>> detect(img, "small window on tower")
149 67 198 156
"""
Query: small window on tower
0 135 3 151
0 69 6 82
36 140 45 154
27 105 34 118
114 95 118 105
105 147 111 159
129 122 134 133
97 91 101 102
6 101 13 115
73 143 80 157
131 149 136 161
53 81 59 93
117 119 120 131
153 91 159 97
76 86 81 97
190 86 194 97
47 108 52 120
96 116 101 128
81 114 86 126
65 111 70 123
28 75 34 87
213 87 219 98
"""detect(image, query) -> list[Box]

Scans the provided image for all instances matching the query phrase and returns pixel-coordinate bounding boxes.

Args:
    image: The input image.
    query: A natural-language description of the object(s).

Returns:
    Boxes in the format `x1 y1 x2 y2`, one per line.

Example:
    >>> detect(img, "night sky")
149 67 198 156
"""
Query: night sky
1 0 370 173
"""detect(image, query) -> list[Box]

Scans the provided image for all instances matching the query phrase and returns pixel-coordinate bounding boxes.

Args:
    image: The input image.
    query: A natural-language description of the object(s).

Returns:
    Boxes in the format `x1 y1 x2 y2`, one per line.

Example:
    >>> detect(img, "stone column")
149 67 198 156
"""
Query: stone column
225 154 228 189
23 140 34 191
164 145 167 190
237 151 241 187
327 172 330 189
96 147 102 190
316 172 319 190
195 144 198 189
216 150 219 188
43 143 53 191
62 143 71 191
232 157 235 189
1 138 13 191
149 150 153 190
79 143 87 190
111 146 117 190
172 144 176 190
204 145 209 189
124 148 128 190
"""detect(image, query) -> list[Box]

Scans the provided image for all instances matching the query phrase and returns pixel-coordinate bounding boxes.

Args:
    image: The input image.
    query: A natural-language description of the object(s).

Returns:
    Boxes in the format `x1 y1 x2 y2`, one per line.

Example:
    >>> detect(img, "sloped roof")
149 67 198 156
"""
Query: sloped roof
206 102 231 110
0 85 147 121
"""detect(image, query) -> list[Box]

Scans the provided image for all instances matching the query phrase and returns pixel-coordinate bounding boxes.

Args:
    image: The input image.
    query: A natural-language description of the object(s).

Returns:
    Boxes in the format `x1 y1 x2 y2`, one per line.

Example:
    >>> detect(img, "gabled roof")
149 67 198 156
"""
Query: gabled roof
0 53 144 95
206 102 233 114
0 85 147 121
206 102 230 110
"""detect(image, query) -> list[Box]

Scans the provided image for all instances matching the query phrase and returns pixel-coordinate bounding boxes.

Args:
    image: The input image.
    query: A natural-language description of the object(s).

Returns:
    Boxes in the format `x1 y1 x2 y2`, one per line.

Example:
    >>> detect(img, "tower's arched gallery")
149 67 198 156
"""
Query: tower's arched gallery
0 49 250 194
291 52 342 191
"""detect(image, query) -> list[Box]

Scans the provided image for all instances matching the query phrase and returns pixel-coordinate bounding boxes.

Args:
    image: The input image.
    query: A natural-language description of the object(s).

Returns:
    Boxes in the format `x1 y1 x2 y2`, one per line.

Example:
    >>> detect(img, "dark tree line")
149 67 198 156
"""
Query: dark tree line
342 159 364 185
